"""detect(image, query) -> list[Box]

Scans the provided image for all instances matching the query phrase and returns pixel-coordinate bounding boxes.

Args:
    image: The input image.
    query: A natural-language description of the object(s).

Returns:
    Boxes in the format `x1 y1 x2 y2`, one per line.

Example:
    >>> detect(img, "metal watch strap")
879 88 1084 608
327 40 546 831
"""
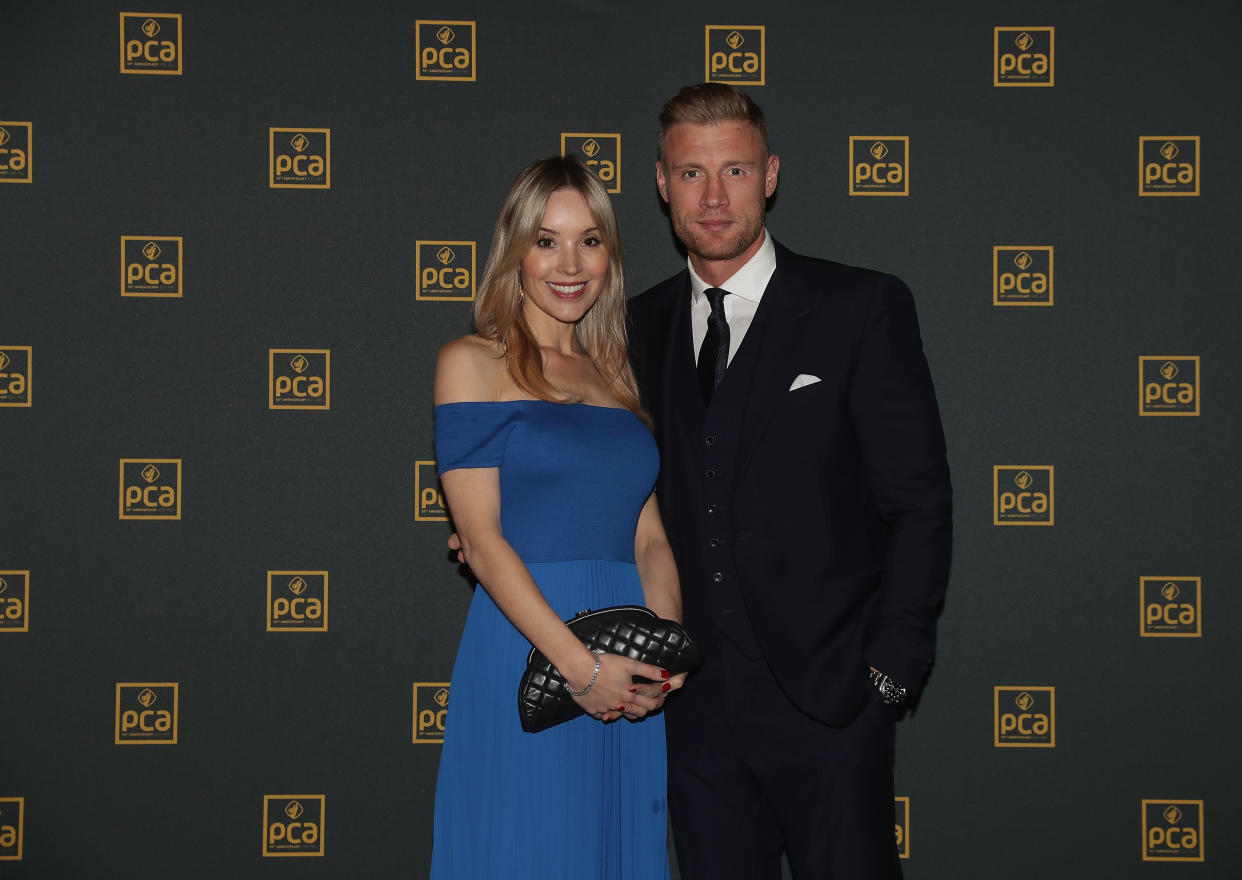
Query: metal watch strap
869 668 908 705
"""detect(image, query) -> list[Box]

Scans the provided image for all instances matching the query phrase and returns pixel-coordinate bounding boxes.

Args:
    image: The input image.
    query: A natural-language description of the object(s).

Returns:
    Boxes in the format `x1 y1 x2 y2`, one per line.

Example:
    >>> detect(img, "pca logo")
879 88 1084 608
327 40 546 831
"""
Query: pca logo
269 349 330 410
1140 137 1199 196
121 236 182 297
994 27 1054 86
413 683 451 743
0 122 32 184
415 460 448 522
0 346 32 407
416 20 476 82
0 572 30 633
561 134 621 194
1142 800 1204 861
262 795 325 857
267 571 328 632
993 247 1053 306
894 797 909 859
119 459 182 520
993 466 1053 525
849 137 909 196
705 26 765 85
416 241 476 301
0 797 23 861
115 682 179 744
994 686 1055 747
1139 356 1199 416
269 128 330 189
120 13 182 74
1141 577 1201 637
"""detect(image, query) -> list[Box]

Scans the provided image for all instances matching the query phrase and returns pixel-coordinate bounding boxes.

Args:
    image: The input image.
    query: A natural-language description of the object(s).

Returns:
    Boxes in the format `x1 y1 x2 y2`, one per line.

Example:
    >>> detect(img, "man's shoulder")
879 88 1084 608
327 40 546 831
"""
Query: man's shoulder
629 268 689 319
774 240 894 287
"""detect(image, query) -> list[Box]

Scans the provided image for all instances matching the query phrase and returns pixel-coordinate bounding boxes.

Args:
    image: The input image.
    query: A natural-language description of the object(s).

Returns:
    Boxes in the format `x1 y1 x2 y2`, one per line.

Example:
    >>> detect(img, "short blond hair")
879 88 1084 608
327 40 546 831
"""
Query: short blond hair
657 82 769 161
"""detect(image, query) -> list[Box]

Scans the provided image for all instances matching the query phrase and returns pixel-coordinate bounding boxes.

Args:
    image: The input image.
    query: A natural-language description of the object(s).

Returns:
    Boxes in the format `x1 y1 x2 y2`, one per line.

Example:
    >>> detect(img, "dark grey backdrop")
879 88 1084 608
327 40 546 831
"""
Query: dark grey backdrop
2 1 1239 877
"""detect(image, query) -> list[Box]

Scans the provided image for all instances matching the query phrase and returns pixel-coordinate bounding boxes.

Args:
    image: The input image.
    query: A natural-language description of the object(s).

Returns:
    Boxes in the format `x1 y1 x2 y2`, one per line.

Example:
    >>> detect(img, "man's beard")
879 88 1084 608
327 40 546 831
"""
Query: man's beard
673 211 763 263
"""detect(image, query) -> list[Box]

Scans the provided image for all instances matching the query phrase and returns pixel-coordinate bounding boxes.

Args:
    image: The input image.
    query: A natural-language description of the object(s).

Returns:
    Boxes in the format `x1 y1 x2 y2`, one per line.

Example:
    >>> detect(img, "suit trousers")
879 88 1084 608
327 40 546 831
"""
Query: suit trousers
666 635 902 880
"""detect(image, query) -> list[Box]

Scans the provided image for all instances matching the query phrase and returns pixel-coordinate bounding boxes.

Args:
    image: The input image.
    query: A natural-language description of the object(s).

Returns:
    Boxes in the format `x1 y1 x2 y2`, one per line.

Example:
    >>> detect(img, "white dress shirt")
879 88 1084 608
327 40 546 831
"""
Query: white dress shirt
688 229 777 366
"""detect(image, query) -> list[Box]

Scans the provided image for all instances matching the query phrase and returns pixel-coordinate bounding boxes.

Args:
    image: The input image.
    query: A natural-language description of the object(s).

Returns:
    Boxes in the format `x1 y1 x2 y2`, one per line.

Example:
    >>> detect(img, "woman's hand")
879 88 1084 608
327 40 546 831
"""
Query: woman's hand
568 653 687 723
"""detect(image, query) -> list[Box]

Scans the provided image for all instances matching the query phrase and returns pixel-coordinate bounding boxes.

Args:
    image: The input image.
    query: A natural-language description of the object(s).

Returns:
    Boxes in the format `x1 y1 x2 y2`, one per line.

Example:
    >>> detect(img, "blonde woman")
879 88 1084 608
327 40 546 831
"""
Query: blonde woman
429 156 685 879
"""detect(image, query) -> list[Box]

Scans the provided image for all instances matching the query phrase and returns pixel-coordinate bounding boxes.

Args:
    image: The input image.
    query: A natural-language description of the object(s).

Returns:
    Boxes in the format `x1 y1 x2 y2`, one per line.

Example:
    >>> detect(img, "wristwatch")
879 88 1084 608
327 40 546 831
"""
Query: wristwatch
869 668 908 706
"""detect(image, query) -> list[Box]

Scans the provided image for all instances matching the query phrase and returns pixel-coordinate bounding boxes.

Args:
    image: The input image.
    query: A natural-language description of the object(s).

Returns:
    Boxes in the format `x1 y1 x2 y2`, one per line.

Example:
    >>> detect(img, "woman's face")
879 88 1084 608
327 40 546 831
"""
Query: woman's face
519 188 610 333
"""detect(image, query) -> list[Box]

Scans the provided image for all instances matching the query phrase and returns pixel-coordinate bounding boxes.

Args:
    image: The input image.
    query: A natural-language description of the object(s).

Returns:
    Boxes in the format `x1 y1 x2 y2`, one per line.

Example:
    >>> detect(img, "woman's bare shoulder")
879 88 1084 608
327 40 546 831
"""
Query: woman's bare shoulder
434 334 507 404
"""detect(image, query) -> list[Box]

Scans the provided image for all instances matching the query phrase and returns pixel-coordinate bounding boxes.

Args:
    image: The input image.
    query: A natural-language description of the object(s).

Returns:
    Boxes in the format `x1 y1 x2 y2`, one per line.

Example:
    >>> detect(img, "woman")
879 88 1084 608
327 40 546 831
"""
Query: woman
429 156 685 879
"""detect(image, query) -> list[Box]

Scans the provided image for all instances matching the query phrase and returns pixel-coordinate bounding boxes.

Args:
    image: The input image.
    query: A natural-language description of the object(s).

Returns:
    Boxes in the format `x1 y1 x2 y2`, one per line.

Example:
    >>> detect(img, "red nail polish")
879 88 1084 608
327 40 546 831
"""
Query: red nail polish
661 682 672 692
617 705 626 712
660 670 670 680
629 687 638 693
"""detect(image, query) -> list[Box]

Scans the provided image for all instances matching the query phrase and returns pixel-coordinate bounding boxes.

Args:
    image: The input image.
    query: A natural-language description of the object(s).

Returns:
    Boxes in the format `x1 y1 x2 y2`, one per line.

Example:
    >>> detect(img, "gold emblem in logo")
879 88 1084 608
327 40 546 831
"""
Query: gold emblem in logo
285 801 304 820
289 576 308 595
141 464 160 484
1160 142 1179 161
142 241 162 261
1013 471 1033 490
137 688 158 707
727 31 744 49
437 26 455 44
290 133 309 153
1160 361 1179 380
1013 251 1033 270
142 18 160 37
290 355 308 374
434 687 450 708
0 128 9 146
1014 32 1034 50
0 352 8 370
1160 582 1180 601
436 246 455 265
581 139 601 158
1014 691 1034 711
870 142 888 160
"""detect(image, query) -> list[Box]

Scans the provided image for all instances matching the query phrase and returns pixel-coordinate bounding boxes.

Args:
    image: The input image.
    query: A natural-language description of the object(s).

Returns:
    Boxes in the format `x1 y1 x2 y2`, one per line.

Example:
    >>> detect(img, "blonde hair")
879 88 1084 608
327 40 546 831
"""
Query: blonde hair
473 156 644 418
657 82 769 161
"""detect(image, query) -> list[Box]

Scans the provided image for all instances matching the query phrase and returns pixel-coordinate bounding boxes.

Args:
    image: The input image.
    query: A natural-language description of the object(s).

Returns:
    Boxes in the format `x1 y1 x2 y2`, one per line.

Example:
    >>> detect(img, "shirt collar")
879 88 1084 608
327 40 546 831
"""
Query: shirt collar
689 229 776 306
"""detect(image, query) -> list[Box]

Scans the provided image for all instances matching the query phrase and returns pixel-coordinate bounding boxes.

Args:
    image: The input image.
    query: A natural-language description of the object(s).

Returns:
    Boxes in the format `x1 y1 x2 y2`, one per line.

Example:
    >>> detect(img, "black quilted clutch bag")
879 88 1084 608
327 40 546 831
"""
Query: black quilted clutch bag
518 605 701 733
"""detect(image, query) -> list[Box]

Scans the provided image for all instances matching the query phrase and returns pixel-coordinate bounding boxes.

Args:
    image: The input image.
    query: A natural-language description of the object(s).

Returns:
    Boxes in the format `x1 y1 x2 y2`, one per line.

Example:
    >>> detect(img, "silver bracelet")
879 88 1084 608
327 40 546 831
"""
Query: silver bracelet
564 648 603 697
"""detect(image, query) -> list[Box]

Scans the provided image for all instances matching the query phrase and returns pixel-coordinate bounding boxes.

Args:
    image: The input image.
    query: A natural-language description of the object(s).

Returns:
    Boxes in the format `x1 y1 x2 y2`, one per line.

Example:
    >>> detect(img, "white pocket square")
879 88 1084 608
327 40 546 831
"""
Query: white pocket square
788 374 821 391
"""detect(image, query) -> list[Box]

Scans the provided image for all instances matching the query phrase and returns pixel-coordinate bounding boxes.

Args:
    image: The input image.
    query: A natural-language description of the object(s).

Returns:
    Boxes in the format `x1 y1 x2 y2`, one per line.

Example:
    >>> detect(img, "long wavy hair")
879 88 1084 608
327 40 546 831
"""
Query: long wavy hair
473 155 644 419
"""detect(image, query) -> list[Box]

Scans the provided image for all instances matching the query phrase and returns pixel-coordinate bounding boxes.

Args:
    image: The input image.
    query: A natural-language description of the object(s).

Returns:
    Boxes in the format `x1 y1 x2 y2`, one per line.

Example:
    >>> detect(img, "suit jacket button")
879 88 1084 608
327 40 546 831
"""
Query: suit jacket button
708 538 720 548
705 468 716 479
705 435 716 446
712 572 723 583
706 504 718 514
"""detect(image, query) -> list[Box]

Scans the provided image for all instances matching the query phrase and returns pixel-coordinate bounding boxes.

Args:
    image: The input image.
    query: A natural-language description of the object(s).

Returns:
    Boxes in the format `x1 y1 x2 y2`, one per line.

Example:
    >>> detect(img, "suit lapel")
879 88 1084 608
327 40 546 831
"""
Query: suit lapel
734 245 816 477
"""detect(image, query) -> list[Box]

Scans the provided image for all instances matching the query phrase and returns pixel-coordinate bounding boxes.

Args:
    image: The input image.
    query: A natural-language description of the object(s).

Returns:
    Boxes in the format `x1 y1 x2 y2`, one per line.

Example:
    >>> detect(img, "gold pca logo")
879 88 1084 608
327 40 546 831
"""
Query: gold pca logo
416 241 476 301
0 572 30 633
120 13 182 74
115 682 179 744
1142 800 1204 862
894 796 909 859
0 346 32 407
267 572 328 632
121 236 182 297
993 466 1053 525
705 26 765 85
994 686 1055 747
0 797 23 861
269 349 330 410
0 122 32 184
1140 137 1200 196
994 27 1054 86
262 795 325 857
561 134 621 194
413 683 451 743
416 20 476 82
993 247 1053 306
849 137 909 197
1141 577 1201 637
1139 356 1199 416
415 460 448 521
269 128 330 189
119 459 182 520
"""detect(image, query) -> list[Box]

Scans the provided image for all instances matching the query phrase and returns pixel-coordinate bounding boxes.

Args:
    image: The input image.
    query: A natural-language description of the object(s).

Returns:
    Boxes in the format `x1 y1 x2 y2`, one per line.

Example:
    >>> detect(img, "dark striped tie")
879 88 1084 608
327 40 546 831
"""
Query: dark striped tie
697 287 730 404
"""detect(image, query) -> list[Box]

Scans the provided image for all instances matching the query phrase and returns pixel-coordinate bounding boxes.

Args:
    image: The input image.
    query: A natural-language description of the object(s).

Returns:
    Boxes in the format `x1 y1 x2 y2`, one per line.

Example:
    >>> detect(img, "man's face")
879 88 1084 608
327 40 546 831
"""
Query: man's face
656 120 779 284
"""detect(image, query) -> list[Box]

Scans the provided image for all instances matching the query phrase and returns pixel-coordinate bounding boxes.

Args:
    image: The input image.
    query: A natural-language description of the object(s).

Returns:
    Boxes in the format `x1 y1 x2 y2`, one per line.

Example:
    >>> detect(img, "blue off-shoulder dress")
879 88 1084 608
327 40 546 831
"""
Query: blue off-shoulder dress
429 400 670 880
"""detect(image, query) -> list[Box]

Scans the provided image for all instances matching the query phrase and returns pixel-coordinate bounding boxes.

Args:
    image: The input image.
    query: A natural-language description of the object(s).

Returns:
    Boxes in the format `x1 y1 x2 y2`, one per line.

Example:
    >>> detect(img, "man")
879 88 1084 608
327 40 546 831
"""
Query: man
627 83 952 879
